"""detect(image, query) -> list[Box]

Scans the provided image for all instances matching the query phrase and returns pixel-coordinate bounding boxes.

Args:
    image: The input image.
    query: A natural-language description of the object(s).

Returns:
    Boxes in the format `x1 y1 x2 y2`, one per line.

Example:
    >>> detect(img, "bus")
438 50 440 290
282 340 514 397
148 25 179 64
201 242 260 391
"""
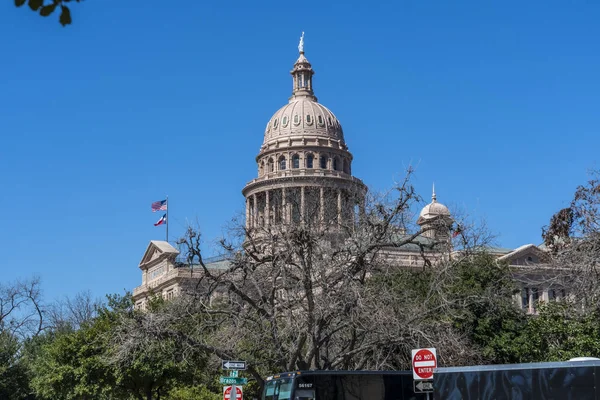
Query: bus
262 370 428 400
433 359 600 399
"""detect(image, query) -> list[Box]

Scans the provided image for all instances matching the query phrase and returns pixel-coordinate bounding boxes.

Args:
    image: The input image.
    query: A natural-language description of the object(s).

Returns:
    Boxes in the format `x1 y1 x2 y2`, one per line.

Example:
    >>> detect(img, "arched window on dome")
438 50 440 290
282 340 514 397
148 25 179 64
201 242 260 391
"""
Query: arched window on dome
293 115 300 126
343 159 349 174
317 115 325 127
282 116 289 127
279 156 286 171
260 161 265 176
320 155 327 169
333 157 339 171
306 153 314 168
292 154 300 169
268 158 274 173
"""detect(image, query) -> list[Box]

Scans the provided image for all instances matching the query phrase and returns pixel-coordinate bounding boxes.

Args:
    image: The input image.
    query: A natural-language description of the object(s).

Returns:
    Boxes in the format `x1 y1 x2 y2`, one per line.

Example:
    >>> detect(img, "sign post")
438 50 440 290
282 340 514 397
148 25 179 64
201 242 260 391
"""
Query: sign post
221 360 247 400
412 348 436 398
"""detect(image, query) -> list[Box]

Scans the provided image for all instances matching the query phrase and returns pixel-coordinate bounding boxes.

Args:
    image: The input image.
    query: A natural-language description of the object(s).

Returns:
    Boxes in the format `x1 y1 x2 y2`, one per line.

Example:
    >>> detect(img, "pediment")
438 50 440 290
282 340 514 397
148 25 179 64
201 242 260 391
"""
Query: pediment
499 244 549 266
139 240 179 269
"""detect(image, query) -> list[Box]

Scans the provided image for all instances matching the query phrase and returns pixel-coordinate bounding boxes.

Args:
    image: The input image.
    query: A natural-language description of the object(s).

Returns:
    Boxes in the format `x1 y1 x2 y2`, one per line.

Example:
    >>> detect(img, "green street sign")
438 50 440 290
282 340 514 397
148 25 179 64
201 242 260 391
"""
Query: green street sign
219 376 248 385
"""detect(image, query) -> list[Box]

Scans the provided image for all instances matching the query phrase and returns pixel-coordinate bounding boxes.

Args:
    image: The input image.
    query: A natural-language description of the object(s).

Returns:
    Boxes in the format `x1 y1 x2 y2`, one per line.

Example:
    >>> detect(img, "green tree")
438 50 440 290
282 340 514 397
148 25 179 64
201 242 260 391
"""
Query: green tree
29 292 210 400
0 330 31 400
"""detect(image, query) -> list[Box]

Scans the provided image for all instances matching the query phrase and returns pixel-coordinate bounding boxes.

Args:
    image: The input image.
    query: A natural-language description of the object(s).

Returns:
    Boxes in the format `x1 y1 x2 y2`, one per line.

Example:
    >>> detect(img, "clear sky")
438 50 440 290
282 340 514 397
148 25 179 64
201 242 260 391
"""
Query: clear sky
1 0 598 302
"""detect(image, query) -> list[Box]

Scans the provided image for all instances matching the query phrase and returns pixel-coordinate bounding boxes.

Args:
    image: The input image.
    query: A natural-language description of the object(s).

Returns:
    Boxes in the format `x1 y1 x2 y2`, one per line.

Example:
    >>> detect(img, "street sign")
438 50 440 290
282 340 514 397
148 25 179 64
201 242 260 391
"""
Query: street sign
223 385 243 400
219 377 248 385
412 347 437 380
413 380 434 393
222 360 247 370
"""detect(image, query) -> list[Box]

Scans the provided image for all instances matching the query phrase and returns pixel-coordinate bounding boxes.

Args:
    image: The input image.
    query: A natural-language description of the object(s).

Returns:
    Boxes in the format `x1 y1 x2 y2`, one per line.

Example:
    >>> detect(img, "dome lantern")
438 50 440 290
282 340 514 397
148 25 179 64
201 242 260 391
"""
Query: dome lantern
290 32 317 102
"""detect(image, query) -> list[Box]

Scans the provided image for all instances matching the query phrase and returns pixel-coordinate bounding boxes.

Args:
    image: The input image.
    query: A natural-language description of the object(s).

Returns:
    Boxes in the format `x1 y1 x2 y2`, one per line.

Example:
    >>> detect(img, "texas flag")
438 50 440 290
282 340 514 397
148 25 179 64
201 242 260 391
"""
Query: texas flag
154 214 167 226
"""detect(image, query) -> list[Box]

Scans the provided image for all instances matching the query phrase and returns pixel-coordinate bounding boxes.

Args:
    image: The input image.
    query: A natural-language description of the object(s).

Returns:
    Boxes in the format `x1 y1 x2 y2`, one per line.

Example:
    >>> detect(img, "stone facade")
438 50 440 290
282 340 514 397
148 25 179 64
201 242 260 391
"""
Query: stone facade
132 35 562 314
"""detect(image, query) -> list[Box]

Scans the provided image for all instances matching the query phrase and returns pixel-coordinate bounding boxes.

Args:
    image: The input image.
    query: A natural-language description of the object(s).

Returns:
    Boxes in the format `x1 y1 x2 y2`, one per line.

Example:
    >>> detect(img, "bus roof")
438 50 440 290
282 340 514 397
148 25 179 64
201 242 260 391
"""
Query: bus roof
265 370 412 381
435 359 600 374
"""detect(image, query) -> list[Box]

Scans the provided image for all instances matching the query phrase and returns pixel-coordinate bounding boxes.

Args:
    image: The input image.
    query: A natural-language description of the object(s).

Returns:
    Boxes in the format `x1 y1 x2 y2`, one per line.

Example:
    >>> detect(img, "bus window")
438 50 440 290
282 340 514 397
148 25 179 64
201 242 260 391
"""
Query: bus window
294 389 315 400
263 380 277 400
262 378 293 400
277 379 293 400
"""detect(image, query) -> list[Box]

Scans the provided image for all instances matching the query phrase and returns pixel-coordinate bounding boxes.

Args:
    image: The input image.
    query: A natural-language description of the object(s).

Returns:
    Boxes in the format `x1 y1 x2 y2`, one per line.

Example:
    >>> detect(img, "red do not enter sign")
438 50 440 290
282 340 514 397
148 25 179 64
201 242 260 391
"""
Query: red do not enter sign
412 348 437 380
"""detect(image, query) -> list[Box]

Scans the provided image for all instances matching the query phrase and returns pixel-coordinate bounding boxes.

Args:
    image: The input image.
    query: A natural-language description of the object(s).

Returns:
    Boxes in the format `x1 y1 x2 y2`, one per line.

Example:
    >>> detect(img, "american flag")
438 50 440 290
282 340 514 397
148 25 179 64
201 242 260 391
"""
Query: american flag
151 199 167 212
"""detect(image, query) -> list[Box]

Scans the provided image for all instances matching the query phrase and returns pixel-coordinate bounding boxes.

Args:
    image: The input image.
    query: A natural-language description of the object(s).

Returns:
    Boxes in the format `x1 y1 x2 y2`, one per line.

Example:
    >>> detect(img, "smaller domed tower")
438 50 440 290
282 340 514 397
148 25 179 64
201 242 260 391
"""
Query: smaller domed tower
417 184 453 241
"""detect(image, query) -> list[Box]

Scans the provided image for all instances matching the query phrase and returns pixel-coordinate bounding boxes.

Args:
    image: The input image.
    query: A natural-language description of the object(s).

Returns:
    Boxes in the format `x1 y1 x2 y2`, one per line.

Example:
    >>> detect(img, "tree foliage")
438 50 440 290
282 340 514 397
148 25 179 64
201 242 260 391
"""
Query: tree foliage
14 0 78 27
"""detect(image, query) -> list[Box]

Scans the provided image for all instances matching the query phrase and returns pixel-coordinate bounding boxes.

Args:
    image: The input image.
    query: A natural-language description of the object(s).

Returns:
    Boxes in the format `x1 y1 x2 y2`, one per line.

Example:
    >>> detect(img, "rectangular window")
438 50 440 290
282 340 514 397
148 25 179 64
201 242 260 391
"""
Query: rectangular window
531 288 539 312
521 288 530 310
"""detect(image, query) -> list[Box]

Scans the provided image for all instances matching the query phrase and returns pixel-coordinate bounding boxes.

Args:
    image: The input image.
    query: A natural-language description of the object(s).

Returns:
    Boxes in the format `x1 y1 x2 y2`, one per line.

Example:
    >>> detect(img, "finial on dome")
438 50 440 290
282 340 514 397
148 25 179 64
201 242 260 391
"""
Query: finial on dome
432 183 437 202
298 31 305 54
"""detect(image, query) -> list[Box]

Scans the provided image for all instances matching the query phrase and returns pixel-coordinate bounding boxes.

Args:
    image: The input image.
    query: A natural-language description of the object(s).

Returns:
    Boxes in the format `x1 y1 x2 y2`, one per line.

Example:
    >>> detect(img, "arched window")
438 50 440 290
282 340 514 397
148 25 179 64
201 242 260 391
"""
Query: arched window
343 159 349 174
282 116 289 127
306 154 314 168
333 158 338 171
320 155 327 169
293 115 300 125
292 154 300 169
260 161 265 176
268 158 274 172
317 115 324 126
279 156 286 171
306 114 313 125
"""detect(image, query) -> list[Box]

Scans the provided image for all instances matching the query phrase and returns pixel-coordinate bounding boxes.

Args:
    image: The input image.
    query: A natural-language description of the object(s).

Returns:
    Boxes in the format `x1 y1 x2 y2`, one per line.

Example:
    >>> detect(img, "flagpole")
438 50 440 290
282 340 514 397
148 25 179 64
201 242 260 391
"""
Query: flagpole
166 195 169 243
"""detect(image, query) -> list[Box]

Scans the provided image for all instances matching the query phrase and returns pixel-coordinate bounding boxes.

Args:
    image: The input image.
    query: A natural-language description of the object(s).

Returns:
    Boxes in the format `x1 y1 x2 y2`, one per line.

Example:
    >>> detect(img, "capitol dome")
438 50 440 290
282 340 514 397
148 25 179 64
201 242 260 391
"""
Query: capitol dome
264 100 344 145
261 37 346 149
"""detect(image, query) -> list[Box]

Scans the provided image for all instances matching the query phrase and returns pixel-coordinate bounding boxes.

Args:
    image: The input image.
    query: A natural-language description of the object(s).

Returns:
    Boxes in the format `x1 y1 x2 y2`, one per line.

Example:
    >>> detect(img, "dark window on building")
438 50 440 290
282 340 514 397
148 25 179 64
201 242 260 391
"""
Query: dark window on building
279 157 286 170
292 154 300 169
320 156 327 169
306 154 314 168
521 288 529 310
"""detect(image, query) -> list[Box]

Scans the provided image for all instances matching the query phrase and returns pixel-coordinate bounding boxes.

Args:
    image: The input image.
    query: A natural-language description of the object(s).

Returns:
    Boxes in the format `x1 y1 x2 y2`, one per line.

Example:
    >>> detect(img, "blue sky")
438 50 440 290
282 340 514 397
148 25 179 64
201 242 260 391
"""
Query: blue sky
1 0 598 302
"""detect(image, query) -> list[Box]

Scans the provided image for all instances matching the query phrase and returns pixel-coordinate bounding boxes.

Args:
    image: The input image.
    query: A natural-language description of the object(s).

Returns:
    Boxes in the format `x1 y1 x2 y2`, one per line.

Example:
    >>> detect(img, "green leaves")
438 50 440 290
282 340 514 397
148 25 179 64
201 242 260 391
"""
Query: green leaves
27 0 43 11
15 0 76 26
59 5 71 26
39 3 56 16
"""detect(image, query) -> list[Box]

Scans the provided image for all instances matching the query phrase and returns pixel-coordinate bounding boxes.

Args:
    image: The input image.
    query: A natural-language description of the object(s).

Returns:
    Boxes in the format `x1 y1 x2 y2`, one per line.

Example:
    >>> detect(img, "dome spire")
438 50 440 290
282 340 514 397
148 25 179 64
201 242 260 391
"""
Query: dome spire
298 31 305 54
432 182 437 202
290 32 317 102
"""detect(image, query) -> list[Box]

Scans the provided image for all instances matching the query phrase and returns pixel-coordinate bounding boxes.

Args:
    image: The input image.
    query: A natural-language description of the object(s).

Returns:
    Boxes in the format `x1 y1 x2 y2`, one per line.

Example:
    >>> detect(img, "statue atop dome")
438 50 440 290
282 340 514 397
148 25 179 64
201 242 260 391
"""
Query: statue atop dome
298 31 305 53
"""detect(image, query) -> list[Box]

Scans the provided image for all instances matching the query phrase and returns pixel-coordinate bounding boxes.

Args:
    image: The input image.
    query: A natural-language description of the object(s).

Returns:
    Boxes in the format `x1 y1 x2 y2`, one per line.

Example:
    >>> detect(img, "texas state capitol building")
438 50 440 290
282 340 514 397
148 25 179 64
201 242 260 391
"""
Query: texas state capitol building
132 35 556 315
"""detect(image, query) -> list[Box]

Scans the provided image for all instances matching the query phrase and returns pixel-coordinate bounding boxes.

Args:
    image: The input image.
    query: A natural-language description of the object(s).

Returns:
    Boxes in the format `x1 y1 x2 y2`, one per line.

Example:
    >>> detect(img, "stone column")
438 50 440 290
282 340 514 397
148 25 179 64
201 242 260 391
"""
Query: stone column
319 187 324 225
265 190 270 226
300 186 305 225
337 189 342 225
245 197 250 229
282 187 287 224
253 194 258 228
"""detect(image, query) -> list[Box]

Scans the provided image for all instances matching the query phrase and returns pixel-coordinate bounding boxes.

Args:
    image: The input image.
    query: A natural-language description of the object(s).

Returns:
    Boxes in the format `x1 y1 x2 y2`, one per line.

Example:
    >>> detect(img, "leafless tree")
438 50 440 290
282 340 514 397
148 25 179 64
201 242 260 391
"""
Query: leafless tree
46 290 102 331
543 170 600 308
0 276 45 338
110 170 499 390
